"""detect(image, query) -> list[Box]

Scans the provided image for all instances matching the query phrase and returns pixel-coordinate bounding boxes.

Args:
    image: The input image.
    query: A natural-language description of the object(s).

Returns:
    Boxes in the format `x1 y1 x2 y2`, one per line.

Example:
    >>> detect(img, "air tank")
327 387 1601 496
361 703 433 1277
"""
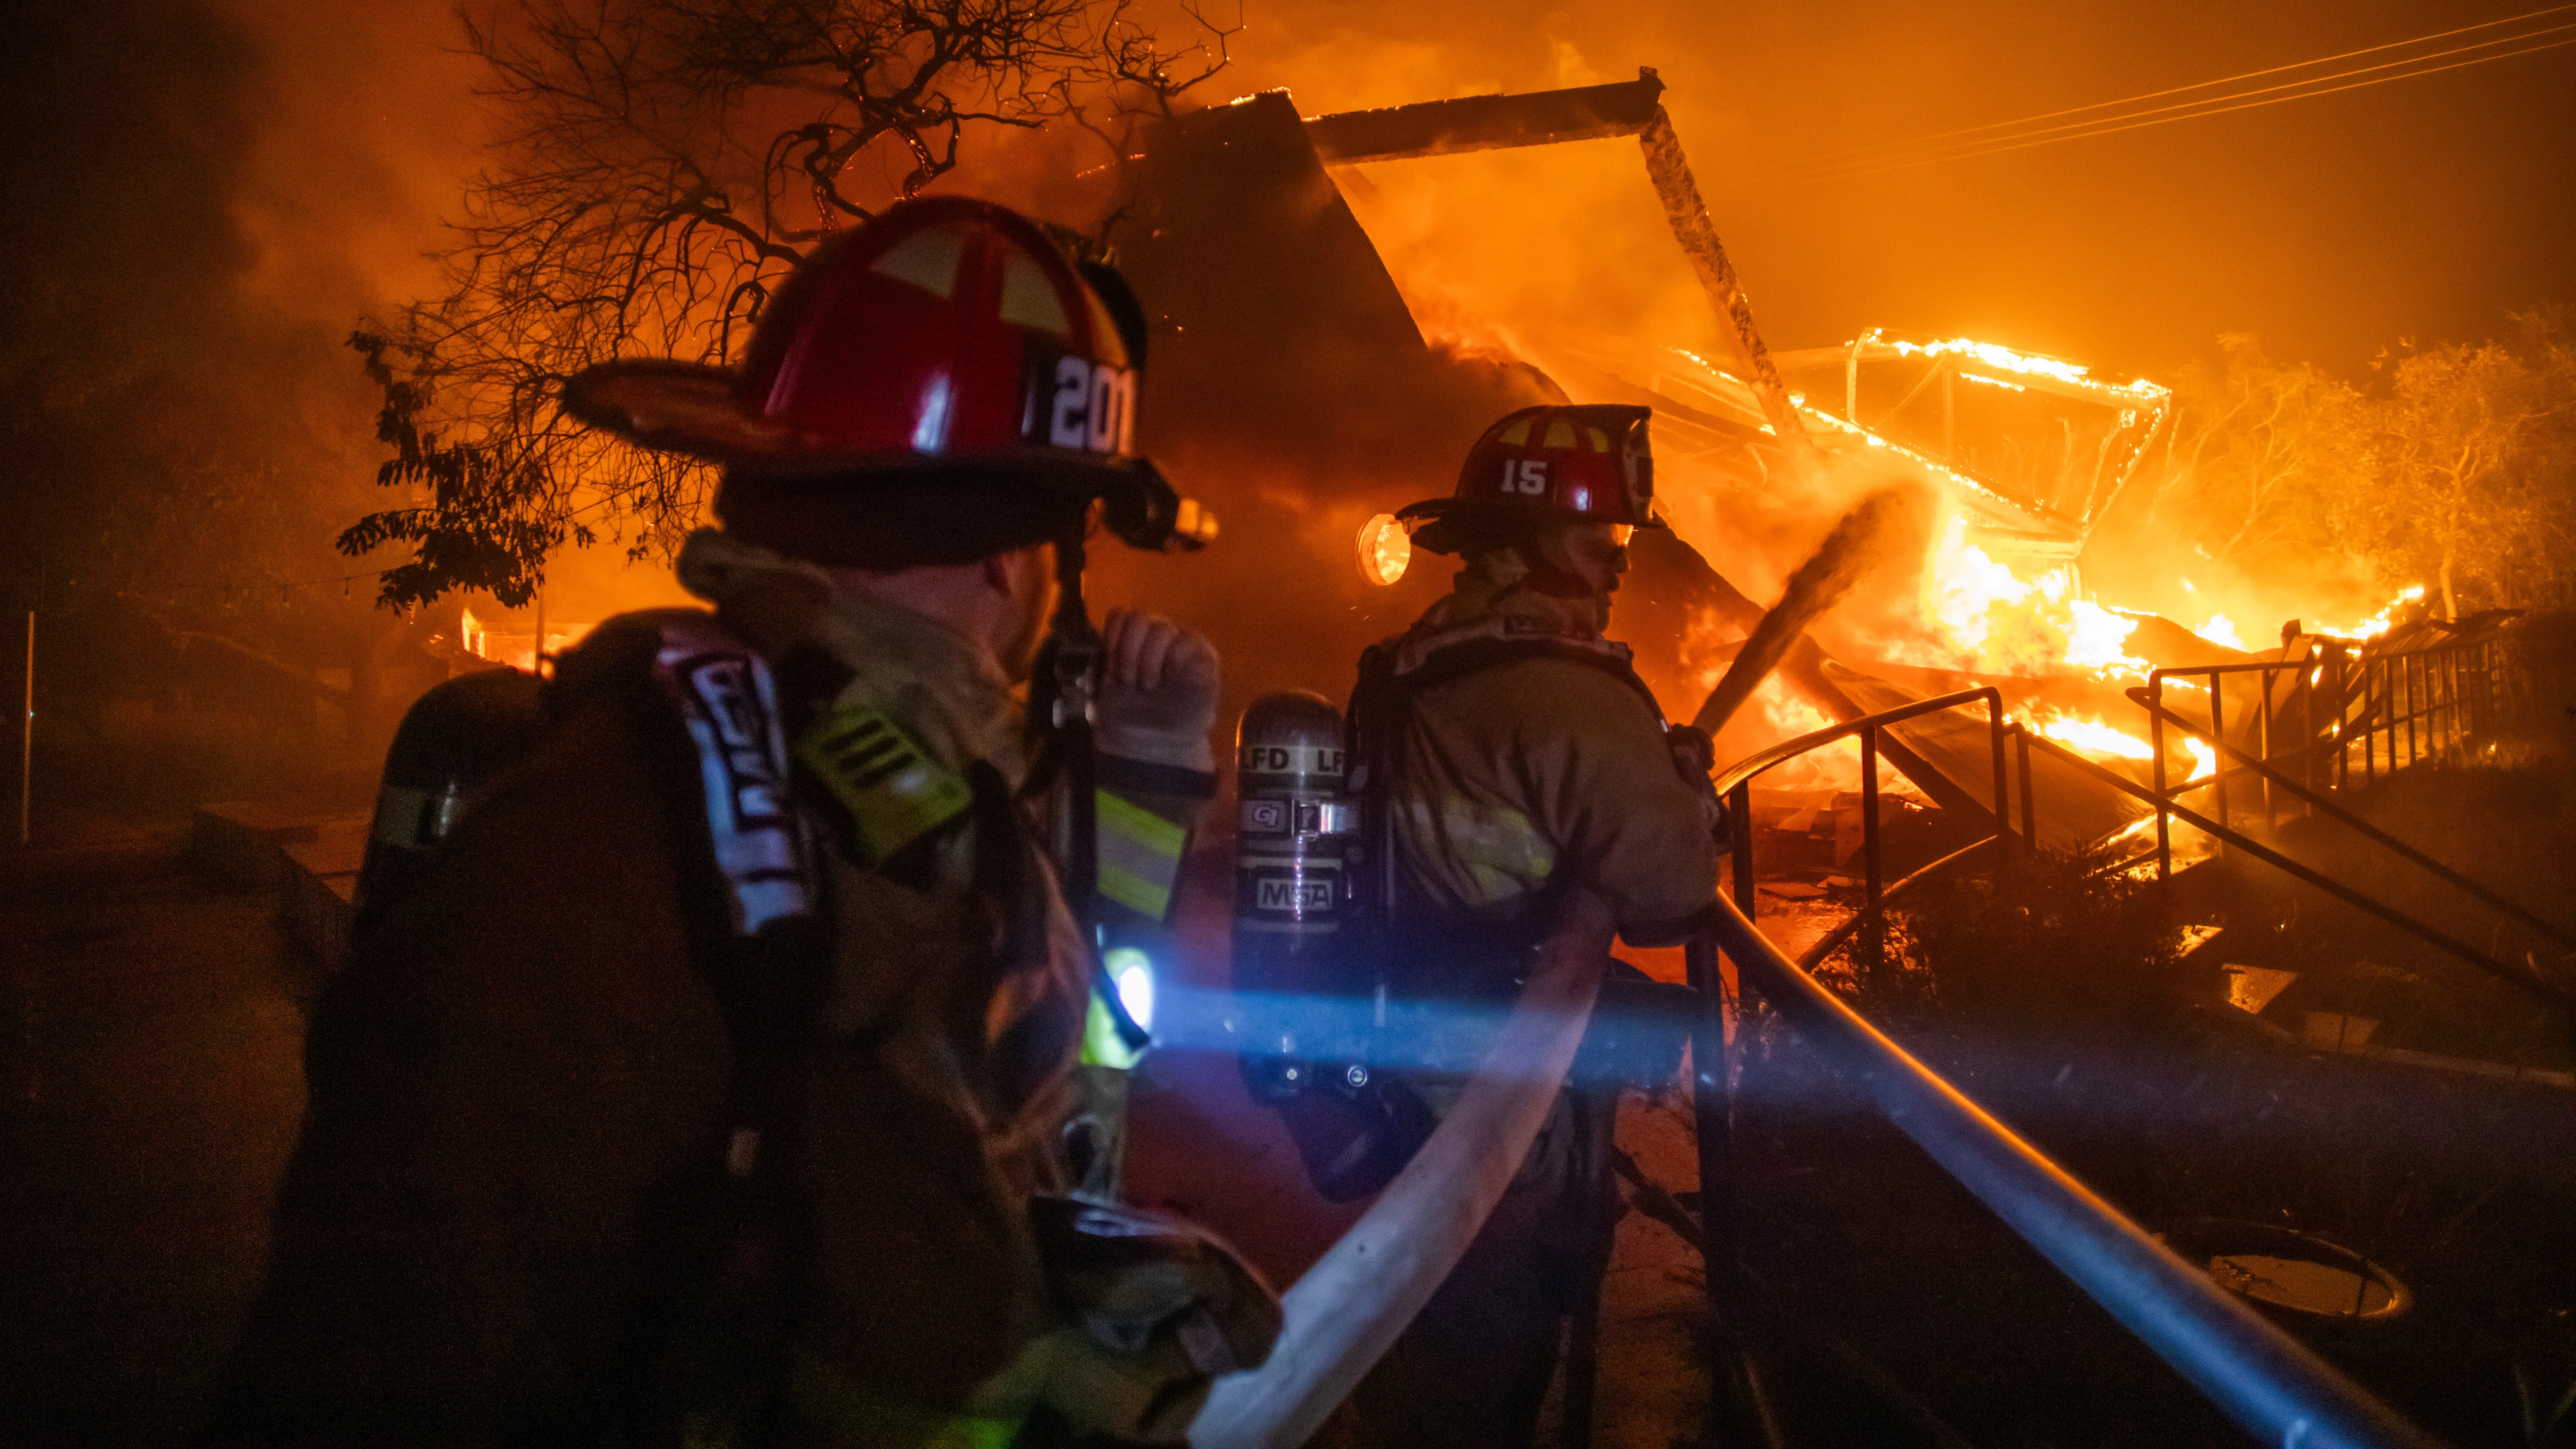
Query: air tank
1231 691 1358 1096
353 667 546 938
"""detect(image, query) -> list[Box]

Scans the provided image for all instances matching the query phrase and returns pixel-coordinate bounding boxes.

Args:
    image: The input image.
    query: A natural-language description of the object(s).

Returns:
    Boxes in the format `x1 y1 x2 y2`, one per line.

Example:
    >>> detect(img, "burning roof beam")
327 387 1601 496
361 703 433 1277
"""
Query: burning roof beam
1302 72 1669 163
1769 339 2171 411
1304 74 1825 474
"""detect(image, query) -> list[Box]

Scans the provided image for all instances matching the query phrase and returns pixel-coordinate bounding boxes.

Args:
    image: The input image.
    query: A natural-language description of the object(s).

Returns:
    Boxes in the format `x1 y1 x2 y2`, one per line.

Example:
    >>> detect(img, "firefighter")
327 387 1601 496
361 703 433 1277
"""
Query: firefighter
206 198 1272 1448
1343 403 1721 1448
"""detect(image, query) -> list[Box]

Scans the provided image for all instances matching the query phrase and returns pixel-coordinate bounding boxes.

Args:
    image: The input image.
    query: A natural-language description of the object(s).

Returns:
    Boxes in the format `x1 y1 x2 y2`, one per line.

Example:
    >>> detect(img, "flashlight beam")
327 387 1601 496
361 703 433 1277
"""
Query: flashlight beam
1713 893 2440 1449
1190 887 1613 1449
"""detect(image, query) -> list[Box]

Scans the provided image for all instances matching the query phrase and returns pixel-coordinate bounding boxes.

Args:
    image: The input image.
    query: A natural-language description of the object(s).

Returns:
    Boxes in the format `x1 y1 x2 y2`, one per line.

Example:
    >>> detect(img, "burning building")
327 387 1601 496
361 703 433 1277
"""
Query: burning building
1087 70 2484 872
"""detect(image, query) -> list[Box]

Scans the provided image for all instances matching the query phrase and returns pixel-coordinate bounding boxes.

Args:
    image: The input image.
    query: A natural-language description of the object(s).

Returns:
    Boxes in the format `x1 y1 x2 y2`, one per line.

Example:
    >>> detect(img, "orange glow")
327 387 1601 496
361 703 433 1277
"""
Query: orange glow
460 606 593 673
2311 585 2426 641
2034 712 2153 760
2193 614 2247 650
1905 516 2150 684
1882 335 2165 403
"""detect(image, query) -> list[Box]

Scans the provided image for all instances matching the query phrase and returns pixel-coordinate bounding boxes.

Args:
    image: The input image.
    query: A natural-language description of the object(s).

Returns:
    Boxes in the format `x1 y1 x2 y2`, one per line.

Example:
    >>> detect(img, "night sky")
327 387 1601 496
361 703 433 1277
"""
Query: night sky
1218 0 2576 376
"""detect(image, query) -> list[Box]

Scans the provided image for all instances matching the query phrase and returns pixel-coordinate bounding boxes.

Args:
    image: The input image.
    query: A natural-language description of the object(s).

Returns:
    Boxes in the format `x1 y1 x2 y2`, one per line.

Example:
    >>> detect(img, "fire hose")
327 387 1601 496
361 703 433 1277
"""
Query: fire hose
1189 885 1613 1449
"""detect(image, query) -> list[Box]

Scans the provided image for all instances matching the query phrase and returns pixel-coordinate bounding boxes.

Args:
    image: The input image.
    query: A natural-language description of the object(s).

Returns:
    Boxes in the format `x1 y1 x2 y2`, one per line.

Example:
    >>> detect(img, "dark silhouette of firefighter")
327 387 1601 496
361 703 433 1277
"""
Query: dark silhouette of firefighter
205 198 1276 1447
1342 404 1723 1447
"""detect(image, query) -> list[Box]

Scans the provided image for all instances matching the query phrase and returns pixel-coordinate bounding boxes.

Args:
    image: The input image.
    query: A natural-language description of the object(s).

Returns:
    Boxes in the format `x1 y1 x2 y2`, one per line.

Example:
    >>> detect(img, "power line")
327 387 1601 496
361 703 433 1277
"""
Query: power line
1802 18 2576 178
154 566 394 596
1782 4 2576 179
1793 29 2576 184
1803 20 2576 179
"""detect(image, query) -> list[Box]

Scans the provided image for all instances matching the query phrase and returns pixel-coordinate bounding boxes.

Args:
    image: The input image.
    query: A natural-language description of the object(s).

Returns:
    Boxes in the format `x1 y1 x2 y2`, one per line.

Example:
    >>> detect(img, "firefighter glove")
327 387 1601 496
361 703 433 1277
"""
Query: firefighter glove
1096 607 1220 772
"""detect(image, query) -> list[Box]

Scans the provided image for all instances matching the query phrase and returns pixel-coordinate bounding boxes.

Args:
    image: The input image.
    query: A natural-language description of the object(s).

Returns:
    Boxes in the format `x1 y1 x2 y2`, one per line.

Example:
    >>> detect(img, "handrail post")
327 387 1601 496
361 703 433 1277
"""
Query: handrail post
2295 650 2313 813
2330 644 2349 790
1984 691 2010 861
2210 672 2229 832
2440 647 2452 760
2150 674 2171 880
1729 781 1756 918
2258 665 2276 830
2015 724 2035 855
2364 658 2378 783
2390 655 2411 768
2449 646 2463 760
1860 726 1884 987
1683 932 1748 1424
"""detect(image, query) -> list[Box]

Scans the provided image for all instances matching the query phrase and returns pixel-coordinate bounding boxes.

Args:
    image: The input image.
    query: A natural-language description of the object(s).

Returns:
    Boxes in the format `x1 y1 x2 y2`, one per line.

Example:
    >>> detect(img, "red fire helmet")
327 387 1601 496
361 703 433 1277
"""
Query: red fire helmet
1396 404 1661 556
562 195 1211 565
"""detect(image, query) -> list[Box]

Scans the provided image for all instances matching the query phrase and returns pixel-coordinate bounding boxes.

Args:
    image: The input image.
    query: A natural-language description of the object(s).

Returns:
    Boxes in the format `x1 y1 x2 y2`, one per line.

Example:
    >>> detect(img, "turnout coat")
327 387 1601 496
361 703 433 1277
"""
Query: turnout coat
208 562 1217 1446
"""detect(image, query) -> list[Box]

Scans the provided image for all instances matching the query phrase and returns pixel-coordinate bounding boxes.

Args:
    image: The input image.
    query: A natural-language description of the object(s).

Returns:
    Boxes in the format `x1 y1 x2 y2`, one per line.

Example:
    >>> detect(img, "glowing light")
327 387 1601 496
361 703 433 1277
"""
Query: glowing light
2184 736 2218 783
1906 517 2147 682
1356 513 1412 586
457 605 593 673
2038 714 2154 759
2064 600 2150 680
2311 585 2426 641
1107 946 1155 1032
1882 335 2169 402
2193 614 2247 650
2022 706 2217 788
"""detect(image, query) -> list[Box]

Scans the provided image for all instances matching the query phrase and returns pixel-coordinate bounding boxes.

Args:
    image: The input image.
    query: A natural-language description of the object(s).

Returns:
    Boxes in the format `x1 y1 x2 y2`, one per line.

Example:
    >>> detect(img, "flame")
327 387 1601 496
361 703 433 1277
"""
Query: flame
2311 585 2426 641
458 604 593 672
1906 515 2149 683
2036 713 2154 759
2184 735 2218 783
1881 336 2166 402
2025 705 2216 788
2192 614 2247 650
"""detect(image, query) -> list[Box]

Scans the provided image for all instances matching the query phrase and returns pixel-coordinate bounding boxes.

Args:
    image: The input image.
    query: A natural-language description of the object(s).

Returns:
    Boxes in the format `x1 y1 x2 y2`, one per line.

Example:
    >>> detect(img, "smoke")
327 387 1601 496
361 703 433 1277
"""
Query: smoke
0 0 497 806
1692 480 1934 735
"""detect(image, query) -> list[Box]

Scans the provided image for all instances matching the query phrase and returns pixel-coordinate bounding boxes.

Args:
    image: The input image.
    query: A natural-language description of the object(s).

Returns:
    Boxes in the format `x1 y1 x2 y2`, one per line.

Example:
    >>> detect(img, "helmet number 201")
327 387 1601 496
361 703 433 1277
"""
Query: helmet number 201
1050 356 1136 455
1500 458 1549 495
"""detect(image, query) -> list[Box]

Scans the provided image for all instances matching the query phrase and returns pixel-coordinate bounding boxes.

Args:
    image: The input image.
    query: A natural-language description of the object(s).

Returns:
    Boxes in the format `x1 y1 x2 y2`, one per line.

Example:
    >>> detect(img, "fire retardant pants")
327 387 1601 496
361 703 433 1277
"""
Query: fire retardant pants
1341 1080 1621 1448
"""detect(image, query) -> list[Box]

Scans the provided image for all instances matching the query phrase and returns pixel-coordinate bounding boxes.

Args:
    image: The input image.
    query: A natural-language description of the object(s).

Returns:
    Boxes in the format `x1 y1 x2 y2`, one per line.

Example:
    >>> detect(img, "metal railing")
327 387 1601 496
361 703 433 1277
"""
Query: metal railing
2015 727 2576 1017
2140 630 2526 845
1710 684 2016 920
1701 892 2440 1449
1687 690 2450 1449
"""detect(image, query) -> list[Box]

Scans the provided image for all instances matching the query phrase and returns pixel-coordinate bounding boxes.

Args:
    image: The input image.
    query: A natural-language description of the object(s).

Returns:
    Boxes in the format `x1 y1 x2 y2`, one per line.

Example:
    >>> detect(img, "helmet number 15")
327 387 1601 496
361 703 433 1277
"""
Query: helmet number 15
1501 458 1549 495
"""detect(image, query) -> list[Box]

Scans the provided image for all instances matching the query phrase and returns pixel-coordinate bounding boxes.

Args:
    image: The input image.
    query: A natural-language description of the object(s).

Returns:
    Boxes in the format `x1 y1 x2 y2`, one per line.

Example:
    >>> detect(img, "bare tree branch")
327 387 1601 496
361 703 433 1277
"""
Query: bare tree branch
343 0 1230 607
